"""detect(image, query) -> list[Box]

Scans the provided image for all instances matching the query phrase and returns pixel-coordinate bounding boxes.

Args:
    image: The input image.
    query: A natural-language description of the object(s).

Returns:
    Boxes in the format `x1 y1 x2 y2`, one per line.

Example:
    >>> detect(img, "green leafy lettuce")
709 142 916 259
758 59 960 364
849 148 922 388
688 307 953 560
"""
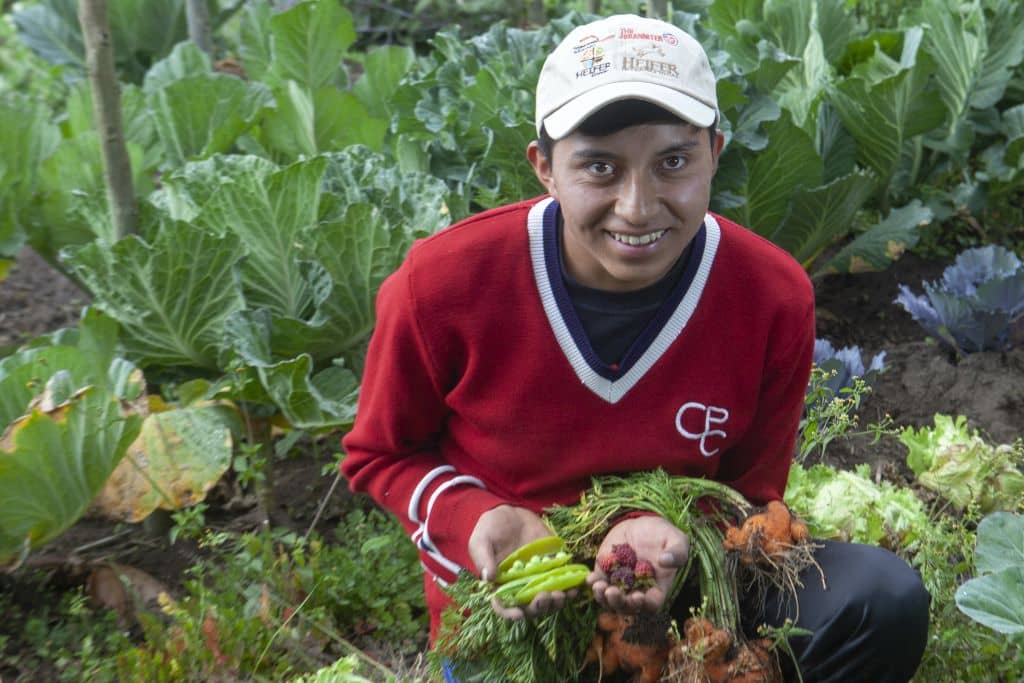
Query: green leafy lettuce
900 414 1024 513
785 462 929 549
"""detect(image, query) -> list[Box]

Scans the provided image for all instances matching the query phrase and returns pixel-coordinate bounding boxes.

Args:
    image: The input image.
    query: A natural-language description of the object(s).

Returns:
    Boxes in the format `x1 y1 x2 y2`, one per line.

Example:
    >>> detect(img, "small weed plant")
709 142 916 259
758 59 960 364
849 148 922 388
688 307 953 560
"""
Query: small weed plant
0 576 129 682
799 367 893 463
0 501 430 682
169 503 208 545
115 505 426 681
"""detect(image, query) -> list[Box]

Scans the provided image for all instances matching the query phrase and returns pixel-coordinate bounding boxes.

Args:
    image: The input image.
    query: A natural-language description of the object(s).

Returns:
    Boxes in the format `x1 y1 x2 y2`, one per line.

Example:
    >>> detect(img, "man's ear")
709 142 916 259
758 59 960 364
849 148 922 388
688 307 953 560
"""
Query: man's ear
710 130 725 174
527 141 556 197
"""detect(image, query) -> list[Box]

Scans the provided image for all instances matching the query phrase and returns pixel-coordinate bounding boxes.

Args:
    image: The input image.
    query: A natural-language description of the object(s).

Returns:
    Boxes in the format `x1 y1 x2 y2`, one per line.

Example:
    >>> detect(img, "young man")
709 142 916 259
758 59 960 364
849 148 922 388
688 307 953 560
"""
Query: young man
342 14 930 681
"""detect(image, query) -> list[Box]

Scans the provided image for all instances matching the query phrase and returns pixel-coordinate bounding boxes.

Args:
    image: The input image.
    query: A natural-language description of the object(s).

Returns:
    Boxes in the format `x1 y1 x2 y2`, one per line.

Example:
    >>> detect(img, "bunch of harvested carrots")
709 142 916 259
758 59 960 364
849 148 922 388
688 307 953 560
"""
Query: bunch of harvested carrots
437 472 818 683
580 500 813 683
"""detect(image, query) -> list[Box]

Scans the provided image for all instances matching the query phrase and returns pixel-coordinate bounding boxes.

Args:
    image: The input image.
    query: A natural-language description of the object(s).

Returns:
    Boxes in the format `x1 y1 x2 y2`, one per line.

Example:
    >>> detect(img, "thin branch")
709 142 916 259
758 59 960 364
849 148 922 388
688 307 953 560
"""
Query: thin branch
305 469 342 540
72 528 134 555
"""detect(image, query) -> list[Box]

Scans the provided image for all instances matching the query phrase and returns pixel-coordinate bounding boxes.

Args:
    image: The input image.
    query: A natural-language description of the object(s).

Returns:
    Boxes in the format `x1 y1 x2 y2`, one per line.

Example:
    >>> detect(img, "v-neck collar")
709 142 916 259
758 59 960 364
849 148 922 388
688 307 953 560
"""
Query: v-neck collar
527 197 721 404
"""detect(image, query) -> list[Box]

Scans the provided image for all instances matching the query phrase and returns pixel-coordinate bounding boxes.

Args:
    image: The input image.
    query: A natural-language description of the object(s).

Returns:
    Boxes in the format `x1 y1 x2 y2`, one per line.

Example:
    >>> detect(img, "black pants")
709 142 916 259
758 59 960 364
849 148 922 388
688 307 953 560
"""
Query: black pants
739 540 931 683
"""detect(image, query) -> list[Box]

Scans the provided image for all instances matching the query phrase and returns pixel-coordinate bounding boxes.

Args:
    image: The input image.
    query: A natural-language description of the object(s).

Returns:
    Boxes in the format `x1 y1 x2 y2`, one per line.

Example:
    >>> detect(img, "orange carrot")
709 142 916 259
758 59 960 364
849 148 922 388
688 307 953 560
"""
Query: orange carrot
723 500 809 561
584 611 672 683
667 616 781 683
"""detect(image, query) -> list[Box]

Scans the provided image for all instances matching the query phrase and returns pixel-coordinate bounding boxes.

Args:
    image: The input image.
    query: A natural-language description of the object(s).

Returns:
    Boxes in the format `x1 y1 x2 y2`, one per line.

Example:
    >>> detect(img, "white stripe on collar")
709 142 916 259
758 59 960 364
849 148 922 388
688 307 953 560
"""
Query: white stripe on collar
528 197 721 404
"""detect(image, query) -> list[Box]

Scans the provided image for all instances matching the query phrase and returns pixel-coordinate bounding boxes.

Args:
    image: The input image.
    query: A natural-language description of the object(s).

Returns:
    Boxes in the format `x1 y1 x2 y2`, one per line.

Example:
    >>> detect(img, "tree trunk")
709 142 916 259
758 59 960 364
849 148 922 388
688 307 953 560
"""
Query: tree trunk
646 0 668 19
185 0 214 56
587 0 601 13
78 0 136 239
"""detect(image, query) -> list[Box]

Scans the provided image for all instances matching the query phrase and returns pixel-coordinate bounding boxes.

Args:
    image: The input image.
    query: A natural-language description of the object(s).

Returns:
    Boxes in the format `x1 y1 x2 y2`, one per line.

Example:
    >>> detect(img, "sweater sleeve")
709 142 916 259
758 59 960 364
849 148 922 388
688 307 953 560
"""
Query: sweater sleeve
715 298 815 505
340 252 508 582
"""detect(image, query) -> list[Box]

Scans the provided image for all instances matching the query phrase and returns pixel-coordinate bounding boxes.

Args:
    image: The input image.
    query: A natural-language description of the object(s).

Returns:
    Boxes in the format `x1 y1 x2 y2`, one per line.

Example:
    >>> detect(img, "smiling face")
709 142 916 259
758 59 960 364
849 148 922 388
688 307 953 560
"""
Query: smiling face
528 122 723 292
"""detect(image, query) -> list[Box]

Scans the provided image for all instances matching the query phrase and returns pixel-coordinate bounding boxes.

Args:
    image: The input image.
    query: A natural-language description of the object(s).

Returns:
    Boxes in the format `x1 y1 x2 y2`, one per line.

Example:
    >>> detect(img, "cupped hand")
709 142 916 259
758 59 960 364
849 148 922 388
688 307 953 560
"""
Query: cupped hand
468 505 576 620
587 515 689 613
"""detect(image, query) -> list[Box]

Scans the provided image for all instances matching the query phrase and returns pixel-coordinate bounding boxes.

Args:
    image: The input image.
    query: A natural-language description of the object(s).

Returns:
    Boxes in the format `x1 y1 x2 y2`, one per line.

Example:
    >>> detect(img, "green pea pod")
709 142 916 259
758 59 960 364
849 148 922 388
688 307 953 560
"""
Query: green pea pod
494 575 536 606
497 550 572 583
496 536 565 583
496 563 590 607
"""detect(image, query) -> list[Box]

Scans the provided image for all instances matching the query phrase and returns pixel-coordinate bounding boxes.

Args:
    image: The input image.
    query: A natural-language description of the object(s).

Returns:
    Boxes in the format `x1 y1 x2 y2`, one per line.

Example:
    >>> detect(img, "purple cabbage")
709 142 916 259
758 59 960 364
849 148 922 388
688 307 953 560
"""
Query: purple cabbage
813 339 886 397
894 245 1024 353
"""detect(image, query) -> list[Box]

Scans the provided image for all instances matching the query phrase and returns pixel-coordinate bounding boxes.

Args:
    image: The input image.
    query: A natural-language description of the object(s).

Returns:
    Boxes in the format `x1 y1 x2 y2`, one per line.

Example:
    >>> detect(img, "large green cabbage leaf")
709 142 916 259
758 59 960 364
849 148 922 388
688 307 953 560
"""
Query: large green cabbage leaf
955 512 1024 635
159 154 326 319
825 27 947 196
62 221 246 371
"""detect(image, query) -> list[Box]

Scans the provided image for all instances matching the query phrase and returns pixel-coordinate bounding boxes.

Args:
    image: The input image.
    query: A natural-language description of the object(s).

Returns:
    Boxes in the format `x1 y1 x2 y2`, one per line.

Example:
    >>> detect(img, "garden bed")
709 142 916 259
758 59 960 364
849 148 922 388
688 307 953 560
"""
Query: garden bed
2 236 1022 681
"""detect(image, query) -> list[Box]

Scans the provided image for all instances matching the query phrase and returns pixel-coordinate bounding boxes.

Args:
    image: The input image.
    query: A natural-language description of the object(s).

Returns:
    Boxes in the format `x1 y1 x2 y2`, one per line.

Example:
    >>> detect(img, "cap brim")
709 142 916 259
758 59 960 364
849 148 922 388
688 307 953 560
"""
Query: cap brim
541 81 717 139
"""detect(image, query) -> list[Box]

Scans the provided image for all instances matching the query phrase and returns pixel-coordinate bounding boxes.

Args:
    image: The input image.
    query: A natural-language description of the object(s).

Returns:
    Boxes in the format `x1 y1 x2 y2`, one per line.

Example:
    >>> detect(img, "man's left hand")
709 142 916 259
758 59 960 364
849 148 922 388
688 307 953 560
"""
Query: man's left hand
587 515 689 613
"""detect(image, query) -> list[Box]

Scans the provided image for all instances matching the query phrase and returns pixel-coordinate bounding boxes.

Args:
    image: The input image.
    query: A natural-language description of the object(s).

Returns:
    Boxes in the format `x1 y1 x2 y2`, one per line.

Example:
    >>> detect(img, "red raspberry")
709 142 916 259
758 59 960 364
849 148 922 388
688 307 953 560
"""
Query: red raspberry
634 559 655 589
612 543 638 569
597 553 618 575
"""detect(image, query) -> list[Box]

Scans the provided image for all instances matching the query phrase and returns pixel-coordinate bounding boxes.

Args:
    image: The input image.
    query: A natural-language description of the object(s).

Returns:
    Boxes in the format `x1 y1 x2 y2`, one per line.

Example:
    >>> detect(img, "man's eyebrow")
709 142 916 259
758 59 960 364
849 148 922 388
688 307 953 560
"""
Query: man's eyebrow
569 148 618 161
656 140 700 155
569 140 701 162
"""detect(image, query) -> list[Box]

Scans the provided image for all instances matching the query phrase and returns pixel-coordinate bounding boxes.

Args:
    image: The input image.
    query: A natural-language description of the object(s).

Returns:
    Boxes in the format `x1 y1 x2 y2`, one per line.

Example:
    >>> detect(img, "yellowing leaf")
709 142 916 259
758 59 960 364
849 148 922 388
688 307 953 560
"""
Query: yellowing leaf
848 256 874 273
93 407 232 523
885 240 907 260
147 394 174 413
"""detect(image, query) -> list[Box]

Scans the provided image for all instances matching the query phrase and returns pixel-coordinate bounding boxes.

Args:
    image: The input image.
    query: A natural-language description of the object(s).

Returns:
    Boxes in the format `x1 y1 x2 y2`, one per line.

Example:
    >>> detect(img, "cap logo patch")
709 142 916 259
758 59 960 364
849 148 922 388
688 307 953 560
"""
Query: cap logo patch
621 55 679 78
573 34 614 79
618 27 679 45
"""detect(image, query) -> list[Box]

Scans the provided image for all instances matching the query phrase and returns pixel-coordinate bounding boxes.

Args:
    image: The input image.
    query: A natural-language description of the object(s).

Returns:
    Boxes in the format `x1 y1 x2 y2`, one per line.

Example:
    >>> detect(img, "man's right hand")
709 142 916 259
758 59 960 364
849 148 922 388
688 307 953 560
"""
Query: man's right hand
468 504 576 620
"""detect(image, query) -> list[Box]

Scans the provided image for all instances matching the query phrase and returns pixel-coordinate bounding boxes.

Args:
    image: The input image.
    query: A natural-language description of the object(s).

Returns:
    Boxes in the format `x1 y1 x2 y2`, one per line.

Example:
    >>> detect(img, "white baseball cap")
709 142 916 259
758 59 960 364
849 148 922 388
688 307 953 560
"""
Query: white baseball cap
536 14 718 139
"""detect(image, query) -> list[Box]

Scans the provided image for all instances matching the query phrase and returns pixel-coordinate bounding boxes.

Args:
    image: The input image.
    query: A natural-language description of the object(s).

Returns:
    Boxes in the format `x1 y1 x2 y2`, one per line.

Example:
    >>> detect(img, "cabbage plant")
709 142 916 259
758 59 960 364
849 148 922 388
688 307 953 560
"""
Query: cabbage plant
812 338 886 397
956 512 1024 636
894 245 1024 353
0 312 236 565
61 146 449 431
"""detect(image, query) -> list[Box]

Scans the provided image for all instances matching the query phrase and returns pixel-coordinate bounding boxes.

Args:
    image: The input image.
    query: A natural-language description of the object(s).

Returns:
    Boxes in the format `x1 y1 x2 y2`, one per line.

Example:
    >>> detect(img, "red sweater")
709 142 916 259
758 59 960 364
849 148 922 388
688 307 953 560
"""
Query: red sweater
341 196 815 635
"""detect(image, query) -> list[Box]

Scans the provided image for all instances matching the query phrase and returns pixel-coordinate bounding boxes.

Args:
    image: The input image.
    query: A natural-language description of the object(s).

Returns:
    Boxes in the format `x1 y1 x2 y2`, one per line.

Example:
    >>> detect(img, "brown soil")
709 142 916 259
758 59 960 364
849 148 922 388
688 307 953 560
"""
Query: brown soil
813 251 1024 476
0 248 88 350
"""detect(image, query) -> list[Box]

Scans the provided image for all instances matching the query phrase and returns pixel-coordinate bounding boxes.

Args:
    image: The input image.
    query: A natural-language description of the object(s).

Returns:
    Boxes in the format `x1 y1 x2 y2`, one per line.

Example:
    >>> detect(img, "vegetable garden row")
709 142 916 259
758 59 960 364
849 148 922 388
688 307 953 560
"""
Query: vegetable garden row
0 0 1022 680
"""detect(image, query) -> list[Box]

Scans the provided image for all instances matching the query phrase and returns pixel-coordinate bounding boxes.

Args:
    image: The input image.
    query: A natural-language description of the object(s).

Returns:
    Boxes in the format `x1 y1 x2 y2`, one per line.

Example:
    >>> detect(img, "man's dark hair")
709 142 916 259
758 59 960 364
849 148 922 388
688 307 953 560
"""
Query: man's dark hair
537 99 717 161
